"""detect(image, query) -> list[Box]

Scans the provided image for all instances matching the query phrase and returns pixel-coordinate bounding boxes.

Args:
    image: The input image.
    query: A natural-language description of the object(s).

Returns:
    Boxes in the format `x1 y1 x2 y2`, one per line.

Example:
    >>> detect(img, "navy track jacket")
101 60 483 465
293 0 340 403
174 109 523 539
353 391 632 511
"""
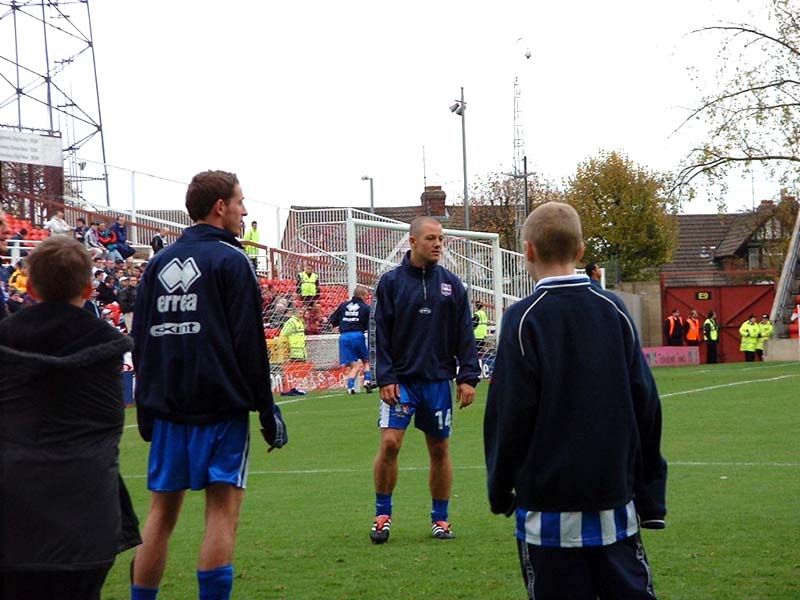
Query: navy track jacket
329 297 370 333
373 251 480 386
484 275 667 521
132 224 274 430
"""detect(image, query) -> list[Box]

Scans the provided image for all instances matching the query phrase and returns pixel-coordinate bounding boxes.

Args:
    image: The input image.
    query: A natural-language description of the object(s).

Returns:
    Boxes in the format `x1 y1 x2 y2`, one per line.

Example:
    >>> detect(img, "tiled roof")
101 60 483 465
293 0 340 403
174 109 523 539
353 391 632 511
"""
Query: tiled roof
661 214 732 272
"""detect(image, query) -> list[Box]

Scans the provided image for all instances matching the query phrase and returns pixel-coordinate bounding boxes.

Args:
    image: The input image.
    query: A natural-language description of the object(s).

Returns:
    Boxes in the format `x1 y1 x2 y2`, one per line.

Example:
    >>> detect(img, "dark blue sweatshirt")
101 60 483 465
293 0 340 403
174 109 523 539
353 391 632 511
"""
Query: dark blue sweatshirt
373 251 480 386
329 297 370 333
132 224 274 426
484 275 667 521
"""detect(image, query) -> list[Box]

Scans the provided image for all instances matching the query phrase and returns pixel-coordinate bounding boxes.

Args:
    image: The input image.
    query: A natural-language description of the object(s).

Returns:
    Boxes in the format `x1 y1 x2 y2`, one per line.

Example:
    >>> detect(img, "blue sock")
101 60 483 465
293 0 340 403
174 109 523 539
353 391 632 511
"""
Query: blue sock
431 498 449 522
376 493 392 516
347 377 355 390
197 565 234 600
364 371 371 382
131 585 158 600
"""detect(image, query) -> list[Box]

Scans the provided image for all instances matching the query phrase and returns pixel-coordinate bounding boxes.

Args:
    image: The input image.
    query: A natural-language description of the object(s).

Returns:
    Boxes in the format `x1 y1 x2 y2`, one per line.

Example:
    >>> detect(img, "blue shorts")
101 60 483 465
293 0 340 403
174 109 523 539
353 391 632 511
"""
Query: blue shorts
147 415 250 492
377 380 453 438
339 330 369 365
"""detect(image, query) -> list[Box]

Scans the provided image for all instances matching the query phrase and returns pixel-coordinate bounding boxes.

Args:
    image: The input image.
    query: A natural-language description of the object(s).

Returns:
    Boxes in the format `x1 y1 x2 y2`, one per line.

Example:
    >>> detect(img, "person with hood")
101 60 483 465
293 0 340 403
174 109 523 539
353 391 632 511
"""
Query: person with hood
0 236 140 599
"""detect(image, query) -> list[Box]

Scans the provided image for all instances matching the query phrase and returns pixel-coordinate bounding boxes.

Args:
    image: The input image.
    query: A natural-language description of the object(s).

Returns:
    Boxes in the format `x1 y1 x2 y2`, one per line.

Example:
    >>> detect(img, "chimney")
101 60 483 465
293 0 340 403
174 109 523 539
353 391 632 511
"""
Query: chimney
758 200 775 210
420 185 446 217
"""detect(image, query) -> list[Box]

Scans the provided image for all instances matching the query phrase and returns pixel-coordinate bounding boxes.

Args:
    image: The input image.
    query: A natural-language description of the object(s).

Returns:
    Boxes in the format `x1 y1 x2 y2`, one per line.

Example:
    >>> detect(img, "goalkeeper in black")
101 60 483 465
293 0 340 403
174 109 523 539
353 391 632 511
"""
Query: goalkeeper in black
484 202 667 600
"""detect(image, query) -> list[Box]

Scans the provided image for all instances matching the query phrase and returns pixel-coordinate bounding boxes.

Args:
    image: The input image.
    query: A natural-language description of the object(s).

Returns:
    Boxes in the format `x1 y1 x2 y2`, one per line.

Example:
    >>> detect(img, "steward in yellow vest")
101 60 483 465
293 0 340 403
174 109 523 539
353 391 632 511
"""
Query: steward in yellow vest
280 311 307 361
472 302 489 352
297 264 320 306
703 310 719 364
739 315 759 362
756 314 773 360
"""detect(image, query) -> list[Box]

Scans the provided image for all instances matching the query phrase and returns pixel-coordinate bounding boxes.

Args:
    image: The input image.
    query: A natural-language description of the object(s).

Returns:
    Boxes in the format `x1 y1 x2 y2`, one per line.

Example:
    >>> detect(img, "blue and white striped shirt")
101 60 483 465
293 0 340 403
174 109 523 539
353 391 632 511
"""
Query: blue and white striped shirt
516 500 639 548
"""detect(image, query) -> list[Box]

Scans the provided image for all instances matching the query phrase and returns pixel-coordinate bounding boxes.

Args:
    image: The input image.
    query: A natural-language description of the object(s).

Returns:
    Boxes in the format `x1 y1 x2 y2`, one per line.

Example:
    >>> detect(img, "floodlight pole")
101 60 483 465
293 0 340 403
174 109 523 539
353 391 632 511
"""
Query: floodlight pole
361 175 374 213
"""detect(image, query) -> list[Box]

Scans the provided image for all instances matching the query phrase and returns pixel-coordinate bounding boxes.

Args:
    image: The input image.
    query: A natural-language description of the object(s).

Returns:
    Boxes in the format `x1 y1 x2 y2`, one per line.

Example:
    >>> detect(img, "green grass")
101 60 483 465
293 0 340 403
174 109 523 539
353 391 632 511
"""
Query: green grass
103 361 800 599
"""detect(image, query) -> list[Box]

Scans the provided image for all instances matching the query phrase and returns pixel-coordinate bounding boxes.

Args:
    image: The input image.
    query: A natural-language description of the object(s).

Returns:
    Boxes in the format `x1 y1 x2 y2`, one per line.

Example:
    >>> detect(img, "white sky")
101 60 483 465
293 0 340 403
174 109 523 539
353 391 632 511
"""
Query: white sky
14 0 783 246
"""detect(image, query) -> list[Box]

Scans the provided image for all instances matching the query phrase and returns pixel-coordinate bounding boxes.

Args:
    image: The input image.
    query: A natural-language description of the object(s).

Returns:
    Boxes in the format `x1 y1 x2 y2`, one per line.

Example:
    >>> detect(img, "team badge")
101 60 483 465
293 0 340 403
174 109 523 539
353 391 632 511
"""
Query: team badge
441 283 452 297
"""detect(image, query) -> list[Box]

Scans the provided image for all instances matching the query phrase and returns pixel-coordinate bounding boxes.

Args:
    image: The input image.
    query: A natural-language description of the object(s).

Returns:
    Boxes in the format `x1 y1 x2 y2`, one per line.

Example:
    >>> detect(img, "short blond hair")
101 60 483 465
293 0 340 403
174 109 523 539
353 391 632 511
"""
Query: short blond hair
523 202 583 264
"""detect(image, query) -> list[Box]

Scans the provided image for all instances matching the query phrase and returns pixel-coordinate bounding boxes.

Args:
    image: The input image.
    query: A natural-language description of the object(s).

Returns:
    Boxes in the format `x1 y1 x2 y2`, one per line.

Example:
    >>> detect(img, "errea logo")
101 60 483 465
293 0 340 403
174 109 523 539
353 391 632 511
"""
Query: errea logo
158 258 201 293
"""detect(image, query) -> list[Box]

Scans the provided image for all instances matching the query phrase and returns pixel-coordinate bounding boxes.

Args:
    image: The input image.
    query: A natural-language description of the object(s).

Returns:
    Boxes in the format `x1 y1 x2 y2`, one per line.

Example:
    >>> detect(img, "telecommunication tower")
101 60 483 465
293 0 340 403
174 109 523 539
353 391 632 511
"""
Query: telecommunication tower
0 0 109 204
512 76 527 244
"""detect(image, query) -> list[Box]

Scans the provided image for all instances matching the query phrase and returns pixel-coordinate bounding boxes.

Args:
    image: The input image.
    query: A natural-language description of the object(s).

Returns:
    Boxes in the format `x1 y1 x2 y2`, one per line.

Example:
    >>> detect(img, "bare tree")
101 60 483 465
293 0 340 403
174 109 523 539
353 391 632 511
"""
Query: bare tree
675 1 800 201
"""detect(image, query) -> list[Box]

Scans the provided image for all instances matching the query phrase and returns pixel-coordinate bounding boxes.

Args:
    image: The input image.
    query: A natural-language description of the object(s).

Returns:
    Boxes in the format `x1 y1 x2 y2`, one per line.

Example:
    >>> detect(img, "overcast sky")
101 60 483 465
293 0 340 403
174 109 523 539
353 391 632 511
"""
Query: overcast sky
9 0 779 246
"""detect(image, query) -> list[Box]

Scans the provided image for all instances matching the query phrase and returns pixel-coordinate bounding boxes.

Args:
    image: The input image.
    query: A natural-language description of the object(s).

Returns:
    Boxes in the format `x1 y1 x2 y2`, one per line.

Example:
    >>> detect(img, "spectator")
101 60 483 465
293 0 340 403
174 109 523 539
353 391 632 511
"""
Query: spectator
664 308 684 346
297 262 320 306
243 220 259 269
117 276 137 333
97 222 123 263
0 215 10 320
74 217 88 244
739 315 759 362
85 221 106 259
304 305 324 335
261 283 277 319
84 280 102 318
9 228 28 258
43 209 71 236
123 257 136 277
150 227 169 256
9 261 28 294
0 236 140 600
110 215 135 260
97 275 117 306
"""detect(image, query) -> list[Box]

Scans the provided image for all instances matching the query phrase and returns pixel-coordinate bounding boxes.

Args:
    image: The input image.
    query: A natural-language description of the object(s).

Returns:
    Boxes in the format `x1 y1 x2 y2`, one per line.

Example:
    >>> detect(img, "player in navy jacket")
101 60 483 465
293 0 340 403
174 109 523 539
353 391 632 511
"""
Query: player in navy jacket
484 202 667 600
130 171 286 600
329 286 374 393
369 216 481 544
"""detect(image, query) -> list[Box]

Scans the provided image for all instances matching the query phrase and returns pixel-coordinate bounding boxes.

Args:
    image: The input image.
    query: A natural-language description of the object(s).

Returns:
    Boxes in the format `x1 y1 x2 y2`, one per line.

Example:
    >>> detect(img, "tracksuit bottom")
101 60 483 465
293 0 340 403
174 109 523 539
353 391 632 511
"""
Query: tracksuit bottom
517 533 657 599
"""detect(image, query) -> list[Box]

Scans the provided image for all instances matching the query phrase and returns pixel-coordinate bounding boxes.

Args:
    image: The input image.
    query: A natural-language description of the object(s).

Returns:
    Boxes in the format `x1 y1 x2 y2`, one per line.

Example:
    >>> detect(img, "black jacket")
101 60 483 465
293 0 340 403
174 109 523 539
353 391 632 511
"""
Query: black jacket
0 303 139 571
484 275 667 521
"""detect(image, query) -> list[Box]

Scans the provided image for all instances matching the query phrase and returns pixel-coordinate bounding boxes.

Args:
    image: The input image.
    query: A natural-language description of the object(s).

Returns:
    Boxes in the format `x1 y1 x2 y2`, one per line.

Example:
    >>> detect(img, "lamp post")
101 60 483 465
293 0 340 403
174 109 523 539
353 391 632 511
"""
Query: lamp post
360 175 374 213
450 87 471 300
449 87 469 231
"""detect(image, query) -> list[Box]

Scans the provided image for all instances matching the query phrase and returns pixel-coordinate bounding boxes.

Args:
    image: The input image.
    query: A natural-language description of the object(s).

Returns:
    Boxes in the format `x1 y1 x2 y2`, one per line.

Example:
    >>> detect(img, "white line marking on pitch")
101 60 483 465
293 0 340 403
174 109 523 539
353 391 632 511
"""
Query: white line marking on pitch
661 374 798 398
122 461 798 479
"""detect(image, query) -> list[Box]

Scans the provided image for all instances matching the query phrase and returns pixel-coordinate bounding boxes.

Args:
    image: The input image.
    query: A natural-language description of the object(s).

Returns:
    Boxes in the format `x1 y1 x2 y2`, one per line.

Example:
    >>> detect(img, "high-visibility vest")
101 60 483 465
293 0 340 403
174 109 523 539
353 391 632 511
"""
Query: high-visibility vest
756 321 773 351
667 315 683 336
281 315 307 360
703 318 719 342
739 321 759 352
685 318 701 342
299 272 318 297
243 228 259 257
474 309 488 340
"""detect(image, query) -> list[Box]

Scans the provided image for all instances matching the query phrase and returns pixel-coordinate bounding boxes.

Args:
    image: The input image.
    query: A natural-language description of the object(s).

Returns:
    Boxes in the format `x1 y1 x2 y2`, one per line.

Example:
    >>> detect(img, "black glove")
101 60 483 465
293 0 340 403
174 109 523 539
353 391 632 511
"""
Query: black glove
490 490 516 517
260 404 288 452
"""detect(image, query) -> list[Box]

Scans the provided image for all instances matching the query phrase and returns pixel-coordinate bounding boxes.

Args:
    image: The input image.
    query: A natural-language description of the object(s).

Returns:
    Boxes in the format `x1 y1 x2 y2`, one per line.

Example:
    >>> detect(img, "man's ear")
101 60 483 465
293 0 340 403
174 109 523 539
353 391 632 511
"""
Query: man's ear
524 240 536 263
576 242 585 263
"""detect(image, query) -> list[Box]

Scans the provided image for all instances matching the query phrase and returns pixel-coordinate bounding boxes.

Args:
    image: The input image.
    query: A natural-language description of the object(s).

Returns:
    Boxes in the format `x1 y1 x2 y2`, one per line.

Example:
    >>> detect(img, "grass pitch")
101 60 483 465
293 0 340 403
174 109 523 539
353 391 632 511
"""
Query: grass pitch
103 361 800 599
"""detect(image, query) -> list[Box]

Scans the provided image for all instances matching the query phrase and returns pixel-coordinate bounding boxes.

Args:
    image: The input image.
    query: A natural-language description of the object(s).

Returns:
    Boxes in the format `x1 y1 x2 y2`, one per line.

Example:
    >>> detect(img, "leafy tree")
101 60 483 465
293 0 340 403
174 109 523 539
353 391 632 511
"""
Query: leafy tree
565 151 677 281
676 1 800 200
468 170 563 251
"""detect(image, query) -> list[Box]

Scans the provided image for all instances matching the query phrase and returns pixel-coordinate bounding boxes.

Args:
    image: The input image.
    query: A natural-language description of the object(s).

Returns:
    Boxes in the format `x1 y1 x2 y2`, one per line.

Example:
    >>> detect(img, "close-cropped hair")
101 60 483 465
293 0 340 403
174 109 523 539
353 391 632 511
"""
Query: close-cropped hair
26 236 92 303
523 202 583 264
185 170 239 222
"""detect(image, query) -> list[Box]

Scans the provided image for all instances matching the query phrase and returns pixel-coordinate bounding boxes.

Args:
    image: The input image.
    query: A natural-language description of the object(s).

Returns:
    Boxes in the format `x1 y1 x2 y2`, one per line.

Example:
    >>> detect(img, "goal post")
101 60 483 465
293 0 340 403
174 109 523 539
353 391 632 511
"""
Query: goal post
347 213 506 336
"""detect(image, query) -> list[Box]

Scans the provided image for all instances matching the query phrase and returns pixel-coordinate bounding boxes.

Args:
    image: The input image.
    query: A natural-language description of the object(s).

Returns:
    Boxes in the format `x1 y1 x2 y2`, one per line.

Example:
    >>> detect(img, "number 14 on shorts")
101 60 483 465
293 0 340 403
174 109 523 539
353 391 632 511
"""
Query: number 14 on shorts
434 409 452 430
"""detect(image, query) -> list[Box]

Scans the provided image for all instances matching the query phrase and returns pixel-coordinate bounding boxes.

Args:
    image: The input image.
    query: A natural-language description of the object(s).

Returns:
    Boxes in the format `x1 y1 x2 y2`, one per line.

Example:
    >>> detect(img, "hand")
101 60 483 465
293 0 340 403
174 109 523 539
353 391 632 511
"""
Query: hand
260 404 288 452
456 382 475 409
380 384 400 406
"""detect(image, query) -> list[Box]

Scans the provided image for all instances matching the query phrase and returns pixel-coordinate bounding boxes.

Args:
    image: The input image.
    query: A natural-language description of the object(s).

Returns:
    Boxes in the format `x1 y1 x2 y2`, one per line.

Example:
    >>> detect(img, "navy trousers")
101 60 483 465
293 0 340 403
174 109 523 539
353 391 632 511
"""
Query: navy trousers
517 533 657 599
